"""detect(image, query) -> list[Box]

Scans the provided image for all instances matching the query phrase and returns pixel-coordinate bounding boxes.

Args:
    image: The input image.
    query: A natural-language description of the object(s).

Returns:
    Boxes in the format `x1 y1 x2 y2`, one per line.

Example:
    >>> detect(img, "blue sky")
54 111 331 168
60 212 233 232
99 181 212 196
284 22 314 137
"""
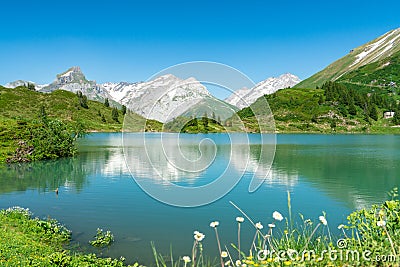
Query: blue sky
1 0 399 95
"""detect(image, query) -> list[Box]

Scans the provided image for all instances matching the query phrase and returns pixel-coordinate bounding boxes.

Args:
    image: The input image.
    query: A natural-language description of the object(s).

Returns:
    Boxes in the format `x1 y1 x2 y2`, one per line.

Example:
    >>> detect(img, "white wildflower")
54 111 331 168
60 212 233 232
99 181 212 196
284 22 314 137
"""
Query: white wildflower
194 231 205 241
319 215 328 226
272 211 283 221
236 216 244 223
182 256 191 263
210 221 219 228
377 220 386 227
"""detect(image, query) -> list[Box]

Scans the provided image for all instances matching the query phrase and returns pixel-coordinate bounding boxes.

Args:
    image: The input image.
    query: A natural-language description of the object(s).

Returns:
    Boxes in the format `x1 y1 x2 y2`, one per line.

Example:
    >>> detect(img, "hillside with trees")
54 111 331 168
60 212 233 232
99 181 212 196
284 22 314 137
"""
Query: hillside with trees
236 82 400 133
0 85 162 163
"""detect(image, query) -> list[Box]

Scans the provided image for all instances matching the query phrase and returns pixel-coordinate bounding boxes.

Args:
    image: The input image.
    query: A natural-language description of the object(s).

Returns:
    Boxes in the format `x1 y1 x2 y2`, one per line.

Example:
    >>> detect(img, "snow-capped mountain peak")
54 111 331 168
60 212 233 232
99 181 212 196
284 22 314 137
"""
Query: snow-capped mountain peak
225 73 301 109
117 74 211 122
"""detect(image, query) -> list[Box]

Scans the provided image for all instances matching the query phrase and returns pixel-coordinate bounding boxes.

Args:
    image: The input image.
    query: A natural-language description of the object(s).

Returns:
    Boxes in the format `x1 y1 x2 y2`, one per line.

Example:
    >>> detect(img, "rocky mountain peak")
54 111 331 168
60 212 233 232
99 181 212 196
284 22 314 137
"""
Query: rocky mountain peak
225 73 301 108
56 66 88 84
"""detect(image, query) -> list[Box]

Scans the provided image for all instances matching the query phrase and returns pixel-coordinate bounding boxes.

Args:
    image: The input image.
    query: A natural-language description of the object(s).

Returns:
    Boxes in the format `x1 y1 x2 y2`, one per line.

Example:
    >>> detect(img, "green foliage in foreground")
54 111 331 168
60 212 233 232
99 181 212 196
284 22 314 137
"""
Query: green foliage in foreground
1 190 399 266
0 207 140 267
152 189 400 267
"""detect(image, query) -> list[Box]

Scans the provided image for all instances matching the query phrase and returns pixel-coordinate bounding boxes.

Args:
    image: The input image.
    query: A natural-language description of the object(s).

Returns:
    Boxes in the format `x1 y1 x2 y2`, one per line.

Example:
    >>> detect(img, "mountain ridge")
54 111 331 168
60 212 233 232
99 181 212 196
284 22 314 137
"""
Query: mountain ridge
296 28 400 89
225 73 301 108
4 68 298 123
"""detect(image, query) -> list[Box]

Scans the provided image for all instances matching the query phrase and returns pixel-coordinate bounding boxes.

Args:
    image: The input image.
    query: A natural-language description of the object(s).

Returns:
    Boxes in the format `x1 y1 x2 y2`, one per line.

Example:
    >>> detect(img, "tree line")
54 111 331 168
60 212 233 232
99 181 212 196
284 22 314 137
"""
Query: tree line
321 81 400 123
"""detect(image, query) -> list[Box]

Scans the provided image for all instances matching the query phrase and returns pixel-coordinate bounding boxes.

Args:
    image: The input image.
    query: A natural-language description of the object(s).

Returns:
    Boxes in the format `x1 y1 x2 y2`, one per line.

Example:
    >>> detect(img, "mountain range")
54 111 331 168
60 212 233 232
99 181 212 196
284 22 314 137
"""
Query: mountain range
4 67 300 122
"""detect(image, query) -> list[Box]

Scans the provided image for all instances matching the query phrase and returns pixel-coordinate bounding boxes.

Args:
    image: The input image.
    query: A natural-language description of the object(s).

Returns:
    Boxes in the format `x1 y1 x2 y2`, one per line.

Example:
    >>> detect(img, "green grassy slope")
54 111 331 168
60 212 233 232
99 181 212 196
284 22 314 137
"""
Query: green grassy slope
181 96 239 121
296 28 400 89
0 86 124 130
0 86 162 162
337 50 400 99
237 87 400 133
295 53 358 89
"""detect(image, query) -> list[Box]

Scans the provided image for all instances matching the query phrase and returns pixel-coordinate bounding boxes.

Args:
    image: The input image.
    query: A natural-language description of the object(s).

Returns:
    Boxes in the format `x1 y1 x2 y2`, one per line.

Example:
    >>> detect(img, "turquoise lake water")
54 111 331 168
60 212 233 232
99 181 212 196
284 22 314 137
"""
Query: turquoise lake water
0 133 399 264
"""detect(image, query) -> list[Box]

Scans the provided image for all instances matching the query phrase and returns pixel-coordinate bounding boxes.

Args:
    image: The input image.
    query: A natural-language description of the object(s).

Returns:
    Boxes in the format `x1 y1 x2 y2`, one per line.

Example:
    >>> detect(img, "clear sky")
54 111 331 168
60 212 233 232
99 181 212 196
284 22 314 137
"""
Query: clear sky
1 0 399 90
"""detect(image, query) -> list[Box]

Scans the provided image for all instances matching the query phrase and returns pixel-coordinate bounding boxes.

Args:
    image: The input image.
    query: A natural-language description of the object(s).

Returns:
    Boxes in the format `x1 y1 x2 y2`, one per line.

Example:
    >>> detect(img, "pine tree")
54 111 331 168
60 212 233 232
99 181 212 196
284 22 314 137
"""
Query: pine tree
77 91 88 108
318 95 324 105
80 95 88 109
27 83 35 91
369 104 379 121
348 101 357 116
393 106 400 125
330 119 337 130
202 114 208 132
121 105 127 115
104 98 110 107
112 107 119 122
39 105 47 120
101 114 106 123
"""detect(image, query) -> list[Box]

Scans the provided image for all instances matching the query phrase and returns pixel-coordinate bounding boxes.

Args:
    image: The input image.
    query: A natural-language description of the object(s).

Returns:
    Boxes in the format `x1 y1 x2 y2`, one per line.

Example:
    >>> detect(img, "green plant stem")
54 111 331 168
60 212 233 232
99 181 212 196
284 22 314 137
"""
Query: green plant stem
191 240 198 267
384 226 397 257
214 228 224 267
237 223 241 260
303 223 321 250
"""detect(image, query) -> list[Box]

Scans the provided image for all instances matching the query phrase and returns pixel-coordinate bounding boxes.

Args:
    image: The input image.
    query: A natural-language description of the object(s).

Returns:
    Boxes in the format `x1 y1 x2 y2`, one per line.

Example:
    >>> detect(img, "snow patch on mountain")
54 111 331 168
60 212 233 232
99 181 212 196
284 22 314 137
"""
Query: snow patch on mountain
351 29 400 67
4 80 49 90
225 73 301 109
119 74 211 122
224 87 251 109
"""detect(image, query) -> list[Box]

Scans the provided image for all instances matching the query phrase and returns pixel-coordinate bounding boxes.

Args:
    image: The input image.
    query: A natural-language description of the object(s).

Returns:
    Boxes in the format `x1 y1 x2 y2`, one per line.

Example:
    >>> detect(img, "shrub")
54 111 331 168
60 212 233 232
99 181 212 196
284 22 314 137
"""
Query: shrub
89 228 115 247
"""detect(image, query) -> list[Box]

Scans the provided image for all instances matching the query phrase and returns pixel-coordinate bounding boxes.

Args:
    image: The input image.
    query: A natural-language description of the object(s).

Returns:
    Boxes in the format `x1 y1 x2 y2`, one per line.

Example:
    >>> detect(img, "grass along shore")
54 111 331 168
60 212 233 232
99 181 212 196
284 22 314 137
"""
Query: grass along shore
0 207 140 267
1 189 399 266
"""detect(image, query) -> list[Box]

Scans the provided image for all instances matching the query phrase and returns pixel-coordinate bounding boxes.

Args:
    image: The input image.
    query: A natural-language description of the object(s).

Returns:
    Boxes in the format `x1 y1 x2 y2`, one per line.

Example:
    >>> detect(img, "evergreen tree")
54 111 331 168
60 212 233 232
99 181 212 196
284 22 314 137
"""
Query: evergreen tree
330 119 337 130
104 98 110 107
76 91 88 108
121 105 127 115
80 95 88 109
112 108 119 122
392 106 400 125
101 114 106 123
192 117 198 127
369 104 379 121
27 83 35 91
348 102 357 116
39 106 47 120
318 95 324 105
338 104 348 117
202 115 208 132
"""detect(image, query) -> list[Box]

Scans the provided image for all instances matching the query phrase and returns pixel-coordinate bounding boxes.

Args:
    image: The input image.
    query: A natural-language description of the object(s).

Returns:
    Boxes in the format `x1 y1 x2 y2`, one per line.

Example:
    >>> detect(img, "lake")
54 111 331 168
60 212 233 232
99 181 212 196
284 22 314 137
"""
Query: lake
0 133 399 264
